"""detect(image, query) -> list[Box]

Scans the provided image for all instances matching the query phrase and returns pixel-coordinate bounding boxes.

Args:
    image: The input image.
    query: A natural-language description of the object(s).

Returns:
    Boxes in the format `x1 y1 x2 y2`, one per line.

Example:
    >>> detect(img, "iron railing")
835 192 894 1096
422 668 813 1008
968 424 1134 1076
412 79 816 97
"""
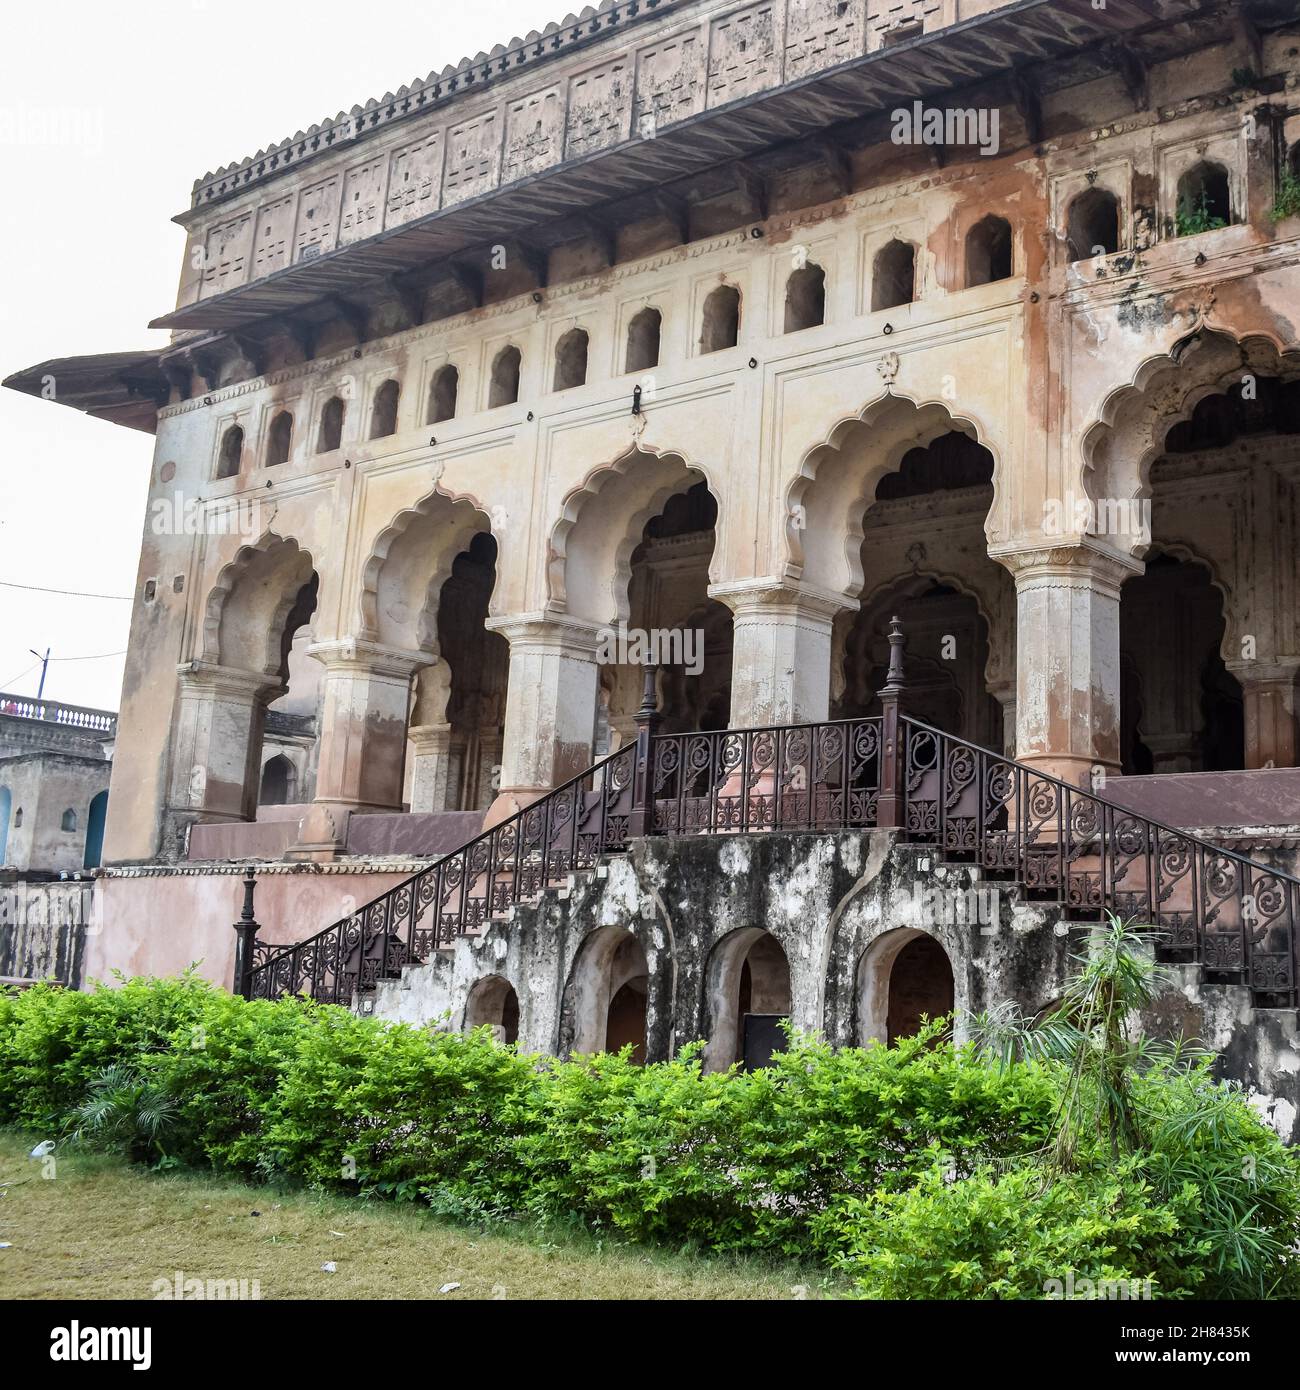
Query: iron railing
247 742 637 1005
900 716 1299 1009
651 719 883 835
245 619 1298 1011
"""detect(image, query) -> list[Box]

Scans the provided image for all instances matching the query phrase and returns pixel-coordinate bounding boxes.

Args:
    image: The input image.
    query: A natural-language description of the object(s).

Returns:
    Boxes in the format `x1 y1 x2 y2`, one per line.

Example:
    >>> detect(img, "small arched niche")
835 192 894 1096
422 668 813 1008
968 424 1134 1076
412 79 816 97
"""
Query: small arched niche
554 328 590 391
489 346 522 408
265 411 293 467
1175 161 1232 235
965 214 1012 287
370 379 400 439
625 307 661 374
217 424 244 479
1065 187 1120 261
464 974 520 1045
317 396 345 453
700 284 741 354
427 364 458 424
871 239 916 311
783 263 825 333
258 754 294 806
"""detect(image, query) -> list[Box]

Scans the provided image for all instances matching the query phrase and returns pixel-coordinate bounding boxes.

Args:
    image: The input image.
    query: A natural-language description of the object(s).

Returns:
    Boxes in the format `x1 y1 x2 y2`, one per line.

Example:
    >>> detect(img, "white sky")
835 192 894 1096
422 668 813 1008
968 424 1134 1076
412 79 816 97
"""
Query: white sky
0 0 554 709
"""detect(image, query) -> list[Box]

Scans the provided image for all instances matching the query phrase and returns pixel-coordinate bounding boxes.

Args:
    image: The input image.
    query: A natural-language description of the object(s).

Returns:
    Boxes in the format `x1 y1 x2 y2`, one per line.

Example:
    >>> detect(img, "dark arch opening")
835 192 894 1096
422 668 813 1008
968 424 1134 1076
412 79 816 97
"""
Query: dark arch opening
887 935 954 1045
1066 187 1120 261
217 424 243 479
554 328 589 391
370 379 400 439
784 263 826 333
317 396 344 453
428 365 458 424
465 975 520 1045
871 239 916 311
965 215 1012 286
1120 552 1243 773
265 411 293 467
489 346 521 408
625 307 662 374
1176 161 1232 234
700 284 740 354
258 754 293 806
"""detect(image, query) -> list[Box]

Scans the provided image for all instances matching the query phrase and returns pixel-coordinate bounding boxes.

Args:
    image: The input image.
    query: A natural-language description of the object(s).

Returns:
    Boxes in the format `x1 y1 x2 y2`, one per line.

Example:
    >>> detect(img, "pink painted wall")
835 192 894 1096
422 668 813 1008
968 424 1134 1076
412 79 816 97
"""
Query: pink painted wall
86 870 412 988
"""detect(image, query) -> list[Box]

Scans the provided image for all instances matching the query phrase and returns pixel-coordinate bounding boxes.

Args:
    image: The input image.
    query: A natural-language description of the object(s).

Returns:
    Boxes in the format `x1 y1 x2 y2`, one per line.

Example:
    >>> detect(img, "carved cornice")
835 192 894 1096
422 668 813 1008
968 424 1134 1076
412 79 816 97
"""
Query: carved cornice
306 638 433 678
708 576 856 620
989 541 1143 593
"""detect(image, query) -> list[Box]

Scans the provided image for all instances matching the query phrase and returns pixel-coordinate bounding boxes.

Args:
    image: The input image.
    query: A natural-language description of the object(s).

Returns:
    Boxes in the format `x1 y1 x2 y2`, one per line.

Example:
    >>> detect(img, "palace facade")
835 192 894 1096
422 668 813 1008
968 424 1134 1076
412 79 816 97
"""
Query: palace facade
7 0 1300 1132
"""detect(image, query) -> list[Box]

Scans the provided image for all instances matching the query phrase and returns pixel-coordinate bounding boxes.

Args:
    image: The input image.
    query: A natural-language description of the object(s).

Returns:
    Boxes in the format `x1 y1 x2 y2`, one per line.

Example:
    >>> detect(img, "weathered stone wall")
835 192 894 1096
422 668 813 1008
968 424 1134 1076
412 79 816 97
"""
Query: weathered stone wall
0 753 111 875
0 881 91 987
371 831 1299 1141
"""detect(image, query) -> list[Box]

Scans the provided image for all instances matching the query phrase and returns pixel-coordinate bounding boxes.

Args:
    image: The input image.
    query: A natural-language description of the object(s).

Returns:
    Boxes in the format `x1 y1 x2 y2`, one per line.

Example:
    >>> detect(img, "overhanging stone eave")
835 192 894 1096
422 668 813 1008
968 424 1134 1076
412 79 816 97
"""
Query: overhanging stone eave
150 0 1186 335
2 350 169 434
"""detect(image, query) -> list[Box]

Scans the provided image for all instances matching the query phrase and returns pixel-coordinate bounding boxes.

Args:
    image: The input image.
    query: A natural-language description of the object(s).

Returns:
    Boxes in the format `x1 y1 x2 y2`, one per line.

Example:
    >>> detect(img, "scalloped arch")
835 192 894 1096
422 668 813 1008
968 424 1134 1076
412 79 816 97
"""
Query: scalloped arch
1081 328 1300 518
357 484 494 650
200 532 316 676
547 442 720 627
783 387 1001 602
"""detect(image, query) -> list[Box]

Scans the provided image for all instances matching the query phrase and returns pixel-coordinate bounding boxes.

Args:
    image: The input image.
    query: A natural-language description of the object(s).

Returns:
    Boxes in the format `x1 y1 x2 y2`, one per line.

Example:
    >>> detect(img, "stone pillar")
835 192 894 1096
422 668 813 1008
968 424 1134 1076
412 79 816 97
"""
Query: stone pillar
408 722 455 812
990 681 1017 758
996 545 1140 784
711 581 853 727
308 639 432 814
475 726 504 810
1229 660 1300 770
484 615 602 824
169 661 278 823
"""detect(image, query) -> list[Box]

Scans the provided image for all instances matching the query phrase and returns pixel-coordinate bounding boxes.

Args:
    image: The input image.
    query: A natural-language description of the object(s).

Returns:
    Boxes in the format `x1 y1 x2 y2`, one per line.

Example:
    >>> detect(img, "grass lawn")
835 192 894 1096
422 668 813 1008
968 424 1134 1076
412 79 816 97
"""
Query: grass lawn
0 1131 839 1300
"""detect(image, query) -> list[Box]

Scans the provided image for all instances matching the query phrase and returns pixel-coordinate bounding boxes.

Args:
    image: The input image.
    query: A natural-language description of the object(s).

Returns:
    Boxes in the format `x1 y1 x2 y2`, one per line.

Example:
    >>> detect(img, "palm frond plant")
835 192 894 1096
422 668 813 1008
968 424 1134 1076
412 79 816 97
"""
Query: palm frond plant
67 1063 180 1165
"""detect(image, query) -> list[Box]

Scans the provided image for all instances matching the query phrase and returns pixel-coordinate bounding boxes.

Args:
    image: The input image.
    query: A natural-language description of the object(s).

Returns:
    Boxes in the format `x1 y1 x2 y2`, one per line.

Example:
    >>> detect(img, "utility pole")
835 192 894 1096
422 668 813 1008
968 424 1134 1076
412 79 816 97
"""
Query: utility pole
29 648 50 700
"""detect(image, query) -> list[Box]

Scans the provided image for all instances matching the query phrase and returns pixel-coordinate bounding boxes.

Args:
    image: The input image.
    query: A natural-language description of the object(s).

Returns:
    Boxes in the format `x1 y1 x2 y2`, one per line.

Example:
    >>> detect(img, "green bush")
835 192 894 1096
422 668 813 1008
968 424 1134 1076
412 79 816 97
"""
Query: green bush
1 973 1295 1298
0 974 216 1131
820 1163 1186 1300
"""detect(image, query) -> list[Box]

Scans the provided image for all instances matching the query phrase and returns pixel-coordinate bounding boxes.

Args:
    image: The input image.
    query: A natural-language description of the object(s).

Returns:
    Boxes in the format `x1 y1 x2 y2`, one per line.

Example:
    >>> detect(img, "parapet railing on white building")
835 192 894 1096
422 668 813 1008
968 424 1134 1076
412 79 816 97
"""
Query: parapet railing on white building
0 692 117 735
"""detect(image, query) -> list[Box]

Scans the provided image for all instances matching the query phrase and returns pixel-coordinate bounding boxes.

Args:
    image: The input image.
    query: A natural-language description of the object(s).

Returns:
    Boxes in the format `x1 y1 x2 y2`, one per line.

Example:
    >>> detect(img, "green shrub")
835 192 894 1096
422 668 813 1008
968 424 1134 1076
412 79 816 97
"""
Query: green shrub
1272 169 1300 222
515 1045 750 1246
0 974 217 1131
819 1163 1185 1300
254 1011 539 1209
1 972 1294 1298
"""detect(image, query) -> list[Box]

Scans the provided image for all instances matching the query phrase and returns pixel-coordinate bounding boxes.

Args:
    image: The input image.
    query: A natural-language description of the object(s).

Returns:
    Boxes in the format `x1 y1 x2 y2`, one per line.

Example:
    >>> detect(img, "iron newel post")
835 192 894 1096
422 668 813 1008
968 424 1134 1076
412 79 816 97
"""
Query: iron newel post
629 662 661 837
232 866 261 1000
875 615 908 831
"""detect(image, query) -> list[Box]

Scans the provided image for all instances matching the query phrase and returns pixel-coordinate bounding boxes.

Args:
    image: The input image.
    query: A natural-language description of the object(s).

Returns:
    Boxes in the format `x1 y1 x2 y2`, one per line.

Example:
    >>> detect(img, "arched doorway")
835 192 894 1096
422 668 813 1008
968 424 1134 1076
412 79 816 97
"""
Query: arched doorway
835 431 1011 749
0 785 11 865
429 532 509 811
186 536 318 823
856 928 955 1046
1120 553 1243 773
605 479 732 746
361 491 504 813
83 790 108 870
258 755 293 806
564 926 649 1062
704 928 792 1071
463 974 520 1044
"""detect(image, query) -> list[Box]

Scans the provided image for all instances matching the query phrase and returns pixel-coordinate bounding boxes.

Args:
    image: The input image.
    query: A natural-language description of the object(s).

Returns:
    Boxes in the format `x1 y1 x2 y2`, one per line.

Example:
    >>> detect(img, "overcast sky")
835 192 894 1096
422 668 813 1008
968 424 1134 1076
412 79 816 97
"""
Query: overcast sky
0 0 553 709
